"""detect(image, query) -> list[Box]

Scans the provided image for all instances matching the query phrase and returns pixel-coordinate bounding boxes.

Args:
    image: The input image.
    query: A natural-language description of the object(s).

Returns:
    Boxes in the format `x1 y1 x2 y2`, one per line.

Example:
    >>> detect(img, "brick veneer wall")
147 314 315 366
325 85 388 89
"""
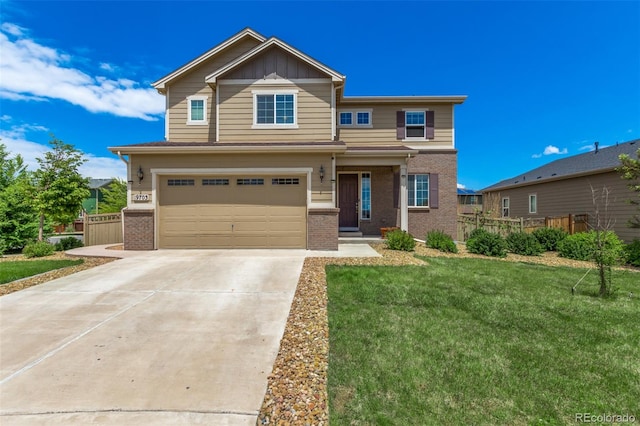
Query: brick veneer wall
407 150 458 240
307 208 339 250
123 209 155 250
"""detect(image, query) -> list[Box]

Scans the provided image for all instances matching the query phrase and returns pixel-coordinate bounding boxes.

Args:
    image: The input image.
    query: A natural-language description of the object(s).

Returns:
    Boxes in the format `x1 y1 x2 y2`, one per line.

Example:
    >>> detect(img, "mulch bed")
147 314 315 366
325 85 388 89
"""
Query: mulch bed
0 252 116 296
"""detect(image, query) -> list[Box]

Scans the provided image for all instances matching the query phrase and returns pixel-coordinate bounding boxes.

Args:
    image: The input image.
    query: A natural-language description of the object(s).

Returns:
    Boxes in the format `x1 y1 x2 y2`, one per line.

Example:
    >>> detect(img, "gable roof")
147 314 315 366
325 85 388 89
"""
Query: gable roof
152 28 266 92
482 139 639 192
205 36 345 84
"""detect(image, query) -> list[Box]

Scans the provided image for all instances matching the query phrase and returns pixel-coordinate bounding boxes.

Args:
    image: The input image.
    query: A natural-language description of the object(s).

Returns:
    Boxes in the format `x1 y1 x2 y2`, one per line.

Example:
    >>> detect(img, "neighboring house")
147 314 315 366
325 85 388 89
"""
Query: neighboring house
82 178 115 214
108 28 466 250
457 188 482 214
482 140 640 243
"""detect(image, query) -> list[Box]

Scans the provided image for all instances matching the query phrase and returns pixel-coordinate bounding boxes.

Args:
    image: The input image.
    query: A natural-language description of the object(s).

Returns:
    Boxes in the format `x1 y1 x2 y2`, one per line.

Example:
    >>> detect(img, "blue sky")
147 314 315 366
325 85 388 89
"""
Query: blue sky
1 0 638 190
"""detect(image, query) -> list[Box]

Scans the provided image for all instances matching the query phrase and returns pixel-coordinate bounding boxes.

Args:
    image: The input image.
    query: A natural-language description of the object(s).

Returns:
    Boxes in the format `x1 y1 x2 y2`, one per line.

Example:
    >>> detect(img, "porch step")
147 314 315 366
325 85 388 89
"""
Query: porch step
339 235 384 244
339 231 363 237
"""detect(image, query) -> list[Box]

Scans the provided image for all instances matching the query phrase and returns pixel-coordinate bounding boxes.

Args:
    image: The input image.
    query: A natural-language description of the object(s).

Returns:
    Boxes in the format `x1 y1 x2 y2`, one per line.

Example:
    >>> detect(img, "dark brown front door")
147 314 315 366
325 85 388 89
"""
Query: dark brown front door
339 174 358 228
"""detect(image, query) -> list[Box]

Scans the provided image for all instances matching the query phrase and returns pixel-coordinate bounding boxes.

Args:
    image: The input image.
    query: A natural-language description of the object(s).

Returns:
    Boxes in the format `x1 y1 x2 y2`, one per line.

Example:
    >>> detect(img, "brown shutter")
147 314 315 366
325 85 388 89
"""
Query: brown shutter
430 173 439 208
426 110 435 139
396 111 405 139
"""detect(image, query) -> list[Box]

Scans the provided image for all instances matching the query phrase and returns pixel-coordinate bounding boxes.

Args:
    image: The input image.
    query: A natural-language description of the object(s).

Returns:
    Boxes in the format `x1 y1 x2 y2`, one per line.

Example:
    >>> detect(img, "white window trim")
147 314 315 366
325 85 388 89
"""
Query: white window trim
338 109 373 128
360 172 372 220
252 90 299 129
187 95 208 125
529 193 537 214
502 197 510 217
402 108 427 142
408 173 430 208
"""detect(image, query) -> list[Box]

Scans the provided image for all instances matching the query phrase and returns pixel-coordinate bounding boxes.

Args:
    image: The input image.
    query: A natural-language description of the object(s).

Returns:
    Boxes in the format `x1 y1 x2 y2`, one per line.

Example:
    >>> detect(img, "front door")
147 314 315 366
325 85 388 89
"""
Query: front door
339 174 358 228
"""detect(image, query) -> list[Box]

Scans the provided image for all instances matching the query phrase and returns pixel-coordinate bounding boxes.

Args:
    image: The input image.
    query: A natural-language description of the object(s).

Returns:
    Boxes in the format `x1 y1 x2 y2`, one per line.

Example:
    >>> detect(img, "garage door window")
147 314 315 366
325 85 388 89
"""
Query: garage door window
237 178 264 186
272 178 300 185
202 178 229 186
168 179 195 186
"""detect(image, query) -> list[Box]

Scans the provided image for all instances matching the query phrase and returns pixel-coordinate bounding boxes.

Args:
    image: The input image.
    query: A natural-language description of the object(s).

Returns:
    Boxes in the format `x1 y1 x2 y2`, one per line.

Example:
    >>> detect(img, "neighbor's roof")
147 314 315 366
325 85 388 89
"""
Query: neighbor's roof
482 139 639 192
88 178 114 189
457 188 481 195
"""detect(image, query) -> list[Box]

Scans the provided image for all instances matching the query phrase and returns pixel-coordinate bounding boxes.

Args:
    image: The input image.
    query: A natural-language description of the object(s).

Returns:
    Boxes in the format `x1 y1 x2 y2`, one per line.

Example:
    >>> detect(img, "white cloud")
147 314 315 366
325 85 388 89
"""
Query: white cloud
0 24 164 121
533 145 568 158
0 123 125 179
457 183 466 189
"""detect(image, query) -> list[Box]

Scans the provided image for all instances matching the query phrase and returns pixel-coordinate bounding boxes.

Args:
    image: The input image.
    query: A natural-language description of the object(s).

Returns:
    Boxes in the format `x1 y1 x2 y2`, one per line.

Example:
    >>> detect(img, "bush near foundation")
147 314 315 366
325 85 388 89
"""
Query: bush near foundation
386 230 416 252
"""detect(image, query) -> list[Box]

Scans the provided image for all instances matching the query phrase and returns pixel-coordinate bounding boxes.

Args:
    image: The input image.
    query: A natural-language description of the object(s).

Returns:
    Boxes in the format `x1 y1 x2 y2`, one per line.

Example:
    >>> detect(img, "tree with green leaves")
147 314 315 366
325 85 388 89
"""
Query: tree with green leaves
33 137 90 241
0 143 40 251
98 178 127 213
618 148 640 228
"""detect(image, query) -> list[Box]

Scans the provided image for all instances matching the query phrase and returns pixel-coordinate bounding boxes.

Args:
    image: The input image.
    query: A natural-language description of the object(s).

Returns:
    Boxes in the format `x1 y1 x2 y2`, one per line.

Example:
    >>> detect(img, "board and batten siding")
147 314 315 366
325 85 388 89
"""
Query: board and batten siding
488 171 640 243
218 81 333 141
130 152 332 204
166 38 262 142
337 104 454 147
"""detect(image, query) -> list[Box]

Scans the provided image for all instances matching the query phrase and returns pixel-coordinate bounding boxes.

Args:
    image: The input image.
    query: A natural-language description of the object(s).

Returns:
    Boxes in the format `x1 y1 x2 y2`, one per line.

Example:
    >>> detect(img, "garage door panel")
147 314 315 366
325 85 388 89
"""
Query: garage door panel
159 175 307 249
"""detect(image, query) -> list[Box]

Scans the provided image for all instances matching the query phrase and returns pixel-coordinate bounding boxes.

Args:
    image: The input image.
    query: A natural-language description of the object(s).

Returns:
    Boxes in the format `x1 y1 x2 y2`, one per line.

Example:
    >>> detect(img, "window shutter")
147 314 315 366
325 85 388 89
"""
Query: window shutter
396 111 405 139
430 173 439 208
426 110 435 139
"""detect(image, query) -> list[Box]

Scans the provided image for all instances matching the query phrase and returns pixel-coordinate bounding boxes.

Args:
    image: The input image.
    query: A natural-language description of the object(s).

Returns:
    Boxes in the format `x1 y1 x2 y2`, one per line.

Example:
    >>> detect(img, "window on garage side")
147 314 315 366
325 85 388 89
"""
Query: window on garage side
502 197 510 217
202 179 229 186
529 194 537 214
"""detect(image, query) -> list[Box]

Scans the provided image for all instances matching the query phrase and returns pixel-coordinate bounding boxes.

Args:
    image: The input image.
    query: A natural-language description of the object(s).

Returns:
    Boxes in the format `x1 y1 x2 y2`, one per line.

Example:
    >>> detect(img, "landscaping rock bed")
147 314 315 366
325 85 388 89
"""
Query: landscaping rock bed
0 252 116 296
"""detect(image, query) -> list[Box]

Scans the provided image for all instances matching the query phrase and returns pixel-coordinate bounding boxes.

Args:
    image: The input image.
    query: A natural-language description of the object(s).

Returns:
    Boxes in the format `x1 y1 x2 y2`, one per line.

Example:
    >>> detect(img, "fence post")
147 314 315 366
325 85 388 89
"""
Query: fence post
519 217 523 232
475 213 480 230
569 214 574 234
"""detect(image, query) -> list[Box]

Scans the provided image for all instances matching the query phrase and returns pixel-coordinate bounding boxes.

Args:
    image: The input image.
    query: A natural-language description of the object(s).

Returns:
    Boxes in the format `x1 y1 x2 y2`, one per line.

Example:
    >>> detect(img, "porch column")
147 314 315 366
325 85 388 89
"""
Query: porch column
400 164 408 231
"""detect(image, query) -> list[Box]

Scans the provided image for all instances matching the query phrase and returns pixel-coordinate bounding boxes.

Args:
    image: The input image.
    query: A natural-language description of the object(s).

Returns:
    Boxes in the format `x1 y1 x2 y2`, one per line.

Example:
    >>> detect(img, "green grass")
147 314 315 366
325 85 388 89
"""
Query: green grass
327 257 640 425
0 259 83 284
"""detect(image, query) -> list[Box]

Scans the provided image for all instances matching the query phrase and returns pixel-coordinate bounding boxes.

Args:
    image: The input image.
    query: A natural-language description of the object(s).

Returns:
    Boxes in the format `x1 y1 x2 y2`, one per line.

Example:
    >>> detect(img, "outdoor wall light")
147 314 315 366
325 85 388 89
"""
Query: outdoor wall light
137 166 144 184
319 165 325 183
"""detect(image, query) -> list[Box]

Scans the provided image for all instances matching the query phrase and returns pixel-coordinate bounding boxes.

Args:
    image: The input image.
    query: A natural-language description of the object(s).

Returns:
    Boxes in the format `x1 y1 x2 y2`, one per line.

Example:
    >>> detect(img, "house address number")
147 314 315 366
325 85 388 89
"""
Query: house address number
133 193 151 202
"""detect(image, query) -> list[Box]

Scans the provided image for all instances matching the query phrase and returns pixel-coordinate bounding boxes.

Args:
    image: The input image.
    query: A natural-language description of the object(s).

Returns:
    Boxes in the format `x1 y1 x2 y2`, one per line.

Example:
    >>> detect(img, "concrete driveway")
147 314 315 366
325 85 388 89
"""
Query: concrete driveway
0 249 307 425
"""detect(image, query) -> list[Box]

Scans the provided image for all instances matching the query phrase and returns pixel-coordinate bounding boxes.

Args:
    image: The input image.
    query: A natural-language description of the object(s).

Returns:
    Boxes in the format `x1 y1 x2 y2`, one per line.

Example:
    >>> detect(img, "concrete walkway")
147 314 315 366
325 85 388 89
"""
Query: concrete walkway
0 244 379 425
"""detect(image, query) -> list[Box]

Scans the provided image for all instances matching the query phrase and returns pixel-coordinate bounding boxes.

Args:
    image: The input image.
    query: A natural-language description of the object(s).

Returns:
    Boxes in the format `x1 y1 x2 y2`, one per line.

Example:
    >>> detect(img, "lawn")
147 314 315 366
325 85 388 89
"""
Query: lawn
0 259 84 284
327 257 640 425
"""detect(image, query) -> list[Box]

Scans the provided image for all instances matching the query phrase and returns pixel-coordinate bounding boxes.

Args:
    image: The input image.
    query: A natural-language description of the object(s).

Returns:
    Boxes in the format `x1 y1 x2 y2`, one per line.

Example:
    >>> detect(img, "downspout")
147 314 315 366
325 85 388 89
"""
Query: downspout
117 151 130 249
331 154 336 206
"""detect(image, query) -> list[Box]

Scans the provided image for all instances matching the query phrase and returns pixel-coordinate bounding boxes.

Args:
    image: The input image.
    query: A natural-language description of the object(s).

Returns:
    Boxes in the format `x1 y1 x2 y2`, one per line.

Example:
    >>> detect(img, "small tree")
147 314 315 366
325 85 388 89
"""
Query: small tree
98 178 127 213
617 148 640 228
33 137 90 241
0 143 40 250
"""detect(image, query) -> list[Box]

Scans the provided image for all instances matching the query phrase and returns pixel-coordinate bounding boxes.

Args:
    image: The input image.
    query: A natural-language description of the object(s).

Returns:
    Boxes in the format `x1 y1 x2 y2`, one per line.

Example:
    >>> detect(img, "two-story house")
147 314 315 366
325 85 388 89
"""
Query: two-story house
109 28 466 250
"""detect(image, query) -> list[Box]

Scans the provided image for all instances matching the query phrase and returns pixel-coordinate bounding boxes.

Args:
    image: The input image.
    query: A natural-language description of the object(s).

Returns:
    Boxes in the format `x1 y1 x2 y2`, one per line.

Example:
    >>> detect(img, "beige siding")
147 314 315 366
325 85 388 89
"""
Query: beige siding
218 82 333 141
166 38 261 142
337 104 454 147
486 171 640 243
130 152 332 204
224 47 327 80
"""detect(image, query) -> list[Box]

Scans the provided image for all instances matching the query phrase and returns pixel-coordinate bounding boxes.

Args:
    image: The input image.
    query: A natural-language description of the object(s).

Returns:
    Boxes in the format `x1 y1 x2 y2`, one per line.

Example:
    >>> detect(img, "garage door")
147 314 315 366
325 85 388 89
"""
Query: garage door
158 175 307 249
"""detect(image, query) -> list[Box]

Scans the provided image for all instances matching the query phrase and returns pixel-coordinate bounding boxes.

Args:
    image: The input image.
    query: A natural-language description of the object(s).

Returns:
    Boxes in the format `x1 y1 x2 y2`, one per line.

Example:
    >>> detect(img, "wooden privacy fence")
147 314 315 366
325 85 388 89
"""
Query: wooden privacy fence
83 212 123 246
457 213 589 242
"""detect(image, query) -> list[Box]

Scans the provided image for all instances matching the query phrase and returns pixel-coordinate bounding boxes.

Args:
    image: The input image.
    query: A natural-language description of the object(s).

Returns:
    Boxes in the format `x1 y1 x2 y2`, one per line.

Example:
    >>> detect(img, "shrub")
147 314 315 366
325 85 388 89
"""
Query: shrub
54 237 84 251
0 238 7 257
506 232 544 256
22 241 55 258
558 231 626 265
386 230 416 251
466 230 507 257
532 227 568 251
426 230 458 253
625 240 640 267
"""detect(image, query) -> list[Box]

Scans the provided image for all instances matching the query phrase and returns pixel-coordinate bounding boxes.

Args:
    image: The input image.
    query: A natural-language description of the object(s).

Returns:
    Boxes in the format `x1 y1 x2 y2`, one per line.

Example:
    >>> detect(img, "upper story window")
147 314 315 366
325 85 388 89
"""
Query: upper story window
339 112 352 125
405 111 425 138
396 110 435 140
187 95 208 125
338 109 372 127
253 90 298 128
